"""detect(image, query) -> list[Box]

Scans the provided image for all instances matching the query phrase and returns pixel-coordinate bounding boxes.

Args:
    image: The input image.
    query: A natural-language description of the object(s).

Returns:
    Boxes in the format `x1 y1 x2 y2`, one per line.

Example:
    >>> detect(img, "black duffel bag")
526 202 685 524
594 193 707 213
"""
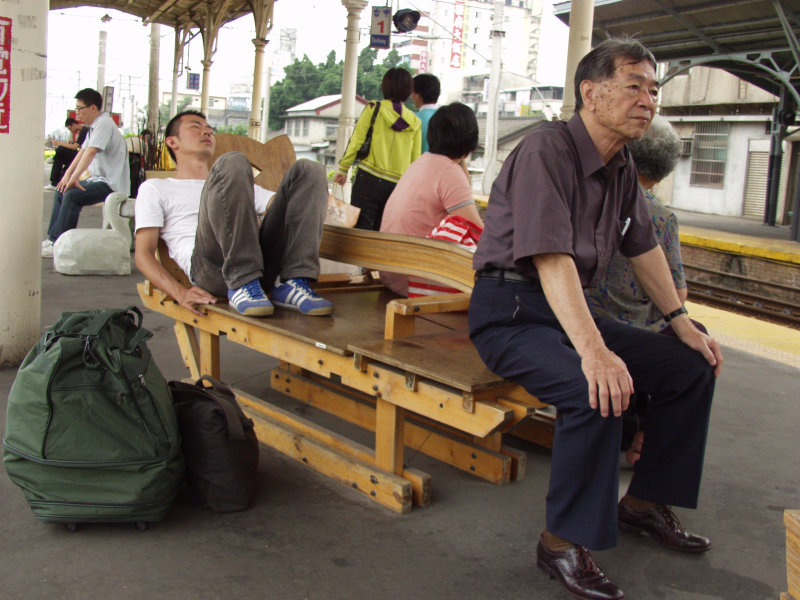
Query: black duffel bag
168 376 259 513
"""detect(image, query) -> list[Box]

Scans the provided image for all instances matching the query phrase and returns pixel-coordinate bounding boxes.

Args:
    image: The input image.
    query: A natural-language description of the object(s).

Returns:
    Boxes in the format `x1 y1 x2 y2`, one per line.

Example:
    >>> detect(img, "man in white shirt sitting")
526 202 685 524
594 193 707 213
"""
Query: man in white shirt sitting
134 110 333 318
43 88 130 257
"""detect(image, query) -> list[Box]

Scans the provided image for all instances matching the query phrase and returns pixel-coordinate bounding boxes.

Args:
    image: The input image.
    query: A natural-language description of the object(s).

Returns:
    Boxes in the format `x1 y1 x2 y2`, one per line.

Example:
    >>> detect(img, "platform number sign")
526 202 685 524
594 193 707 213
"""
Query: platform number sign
370 6 391 49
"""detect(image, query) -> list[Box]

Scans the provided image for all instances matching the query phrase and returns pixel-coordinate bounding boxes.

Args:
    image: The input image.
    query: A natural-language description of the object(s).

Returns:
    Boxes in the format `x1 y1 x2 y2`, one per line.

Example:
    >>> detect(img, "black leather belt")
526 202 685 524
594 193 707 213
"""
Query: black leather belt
476 268 542 289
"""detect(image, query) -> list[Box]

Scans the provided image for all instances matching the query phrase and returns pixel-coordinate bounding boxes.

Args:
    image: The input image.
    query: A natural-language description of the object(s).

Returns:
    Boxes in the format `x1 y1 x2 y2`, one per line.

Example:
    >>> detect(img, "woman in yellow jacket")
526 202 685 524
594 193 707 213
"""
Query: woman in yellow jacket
333 68 421 230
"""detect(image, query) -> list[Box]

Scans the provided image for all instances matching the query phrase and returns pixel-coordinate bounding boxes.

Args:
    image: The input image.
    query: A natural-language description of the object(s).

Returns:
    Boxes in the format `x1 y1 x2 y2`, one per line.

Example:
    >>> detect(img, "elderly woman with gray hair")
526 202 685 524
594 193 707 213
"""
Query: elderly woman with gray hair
585 114 695 465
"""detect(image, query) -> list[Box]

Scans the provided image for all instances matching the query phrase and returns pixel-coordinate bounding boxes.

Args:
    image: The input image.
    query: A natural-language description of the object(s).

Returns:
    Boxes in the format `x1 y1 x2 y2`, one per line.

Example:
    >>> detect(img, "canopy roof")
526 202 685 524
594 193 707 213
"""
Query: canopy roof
554 0 800 106
49 0 256 29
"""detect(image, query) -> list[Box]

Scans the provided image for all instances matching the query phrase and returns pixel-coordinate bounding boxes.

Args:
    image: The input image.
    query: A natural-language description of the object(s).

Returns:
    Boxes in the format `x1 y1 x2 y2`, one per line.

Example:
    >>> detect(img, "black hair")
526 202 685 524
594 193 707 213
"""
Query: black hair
164 110 208 161
75 88 103 111
574 37 656 111
413 74 441 104
65 117 79 127
427 102 478 159
380 68 413 103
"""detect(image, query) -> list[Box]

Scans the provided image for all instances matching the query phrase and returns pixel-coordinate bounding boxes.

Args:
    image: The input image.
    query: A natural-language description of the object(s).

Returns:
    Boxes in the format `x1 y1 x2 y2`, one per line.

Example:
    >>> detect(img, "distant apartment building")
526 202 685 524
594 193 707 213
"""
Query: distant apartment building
282 94 369 167
161 79 253 131
657 66 788 222
392 0 544 104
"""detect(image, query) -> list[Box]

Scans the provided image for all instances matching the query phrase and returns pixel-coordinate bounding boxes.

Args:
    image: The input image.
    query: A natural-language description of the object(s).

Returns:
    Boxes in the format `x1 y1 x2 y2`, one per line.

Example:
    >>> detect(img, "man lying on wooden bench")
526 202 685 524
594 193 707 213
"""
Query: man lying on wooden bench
134 110 333 318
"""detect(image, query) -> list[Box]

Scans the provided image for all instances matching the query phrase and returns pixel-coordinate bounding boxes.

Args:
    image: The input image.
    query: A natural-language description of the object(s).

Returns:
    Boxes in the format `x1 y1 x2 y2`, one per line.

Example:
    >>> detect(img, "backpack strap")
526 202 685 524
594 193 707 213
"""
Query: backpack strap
196 376 246 441
84 306 143 337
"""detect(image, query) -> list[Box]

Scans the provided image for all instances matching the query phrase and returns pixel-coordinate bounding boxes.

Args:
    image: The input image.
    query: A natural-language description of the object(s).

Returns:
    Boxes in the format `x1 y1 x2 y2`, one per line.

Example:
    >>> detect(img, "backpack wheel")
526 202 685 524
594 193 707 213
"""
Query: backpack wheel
64 522 78 533
134 521 148 532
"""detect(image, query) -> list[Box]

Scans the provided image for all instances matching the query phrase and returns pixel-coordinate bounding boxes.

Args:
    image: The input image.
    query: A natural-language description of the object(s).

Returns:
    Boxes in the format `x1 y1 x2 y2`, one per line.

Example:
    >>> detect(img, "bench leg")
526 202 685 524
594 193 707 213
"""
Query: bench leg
173 322 220 379
375 397 405 476
174 322 201 380
197 329 220 379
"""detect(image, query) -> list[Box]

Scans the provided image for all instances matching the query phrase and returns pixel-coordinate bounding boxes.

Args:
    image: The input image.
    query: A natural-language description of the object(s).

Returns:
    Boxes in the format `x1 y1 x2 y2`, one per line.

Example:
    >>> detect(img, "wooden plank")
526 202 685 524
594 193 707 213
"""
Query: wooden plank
272 368 513 485
349 330 512 393
788 510 800 600
388 293 471 316
496 396 536 424
211 133 296 192
244 407 413 514
140 283 449 357
500 445 527 481
234 385 431 507
511 413 556 449
319 224 475 292
385 311 416 340
374 397 405 475
173 322 201 380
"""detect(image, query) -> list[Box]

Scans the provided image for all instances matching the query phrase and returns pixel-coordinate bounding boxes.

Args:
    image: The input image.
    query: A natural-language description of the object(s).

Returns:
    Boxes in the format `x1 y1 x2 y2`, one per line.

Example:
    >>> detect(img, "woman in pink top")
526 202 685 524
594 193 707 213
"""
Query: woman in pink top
380 102 483 296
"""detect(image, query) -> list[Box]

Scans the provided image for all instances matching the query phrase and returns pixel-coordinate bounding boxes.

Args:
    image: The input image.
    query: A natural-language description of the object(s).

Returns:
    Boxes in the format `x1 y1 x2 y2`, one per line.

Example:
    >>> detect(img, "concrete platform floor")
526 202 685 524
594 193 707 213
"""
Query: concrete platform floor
0 187 797 599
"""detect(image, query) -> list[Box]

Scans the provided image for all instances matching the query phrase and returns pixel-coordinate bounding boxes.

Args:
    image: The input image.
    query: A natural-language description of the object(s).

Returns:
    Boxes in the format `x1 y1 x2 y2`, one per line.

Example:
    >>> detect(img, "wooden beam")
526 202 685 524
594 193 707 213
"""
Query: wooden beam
234 386 430 507
374 397 405 475
173 322 201 380
197 329 220 379
233 388 414 513
271 368 514 485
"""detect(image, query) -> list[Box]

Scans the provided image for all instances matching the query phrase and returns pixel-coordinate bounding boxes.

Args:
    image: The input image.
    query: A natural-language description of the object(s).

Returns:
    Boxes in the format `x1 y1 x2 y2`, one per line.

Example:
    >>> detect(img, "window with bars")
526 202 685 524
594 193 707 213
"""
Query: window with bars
690 122 729 188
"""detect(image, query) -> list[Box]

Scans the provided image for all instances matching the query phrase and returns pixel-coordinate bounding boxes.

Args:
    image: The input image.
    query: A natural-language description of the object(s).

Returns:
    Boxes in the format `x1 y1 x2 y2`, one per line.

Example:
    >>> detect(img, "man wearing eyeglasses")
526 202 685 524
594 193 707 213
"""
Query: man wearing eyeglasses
42 88 130 258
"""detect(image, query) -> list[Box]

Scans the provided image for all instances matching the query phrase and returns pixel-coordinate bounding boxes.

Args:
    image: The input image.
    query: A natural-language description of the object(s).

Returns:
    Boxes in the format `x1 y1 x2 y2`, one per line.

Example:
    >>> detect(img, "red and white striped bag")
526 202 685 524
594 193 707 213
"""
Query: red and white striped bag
407 215 483 298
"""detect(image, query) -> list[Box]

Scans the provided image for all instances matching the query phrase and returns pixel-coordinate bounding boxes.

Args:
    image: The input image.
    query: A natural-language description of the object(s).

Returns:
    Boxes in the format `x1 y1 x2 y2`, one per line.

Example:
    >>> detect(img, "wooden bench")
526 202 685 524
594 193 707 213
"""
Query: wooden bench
137 136 554 513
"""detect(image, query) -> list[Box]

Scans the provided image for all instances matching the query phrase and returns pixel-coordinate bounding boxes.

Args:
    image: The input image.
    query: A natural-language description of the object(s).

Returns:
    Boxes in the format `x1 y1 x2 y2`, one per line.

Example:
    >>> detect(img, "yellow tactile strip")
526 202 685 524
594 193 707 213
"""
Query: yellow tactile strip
680 226 800 266
686 301 800 370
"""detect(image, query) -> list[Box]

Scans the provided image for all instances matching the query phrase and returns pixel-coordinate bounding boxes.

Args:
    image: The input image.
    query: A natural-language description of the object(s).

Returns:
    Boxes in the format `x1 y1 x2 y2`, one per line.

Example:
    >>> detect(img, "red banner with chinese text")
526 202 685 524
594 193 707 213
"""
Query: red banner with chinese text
450 0 464 69
0 17 11 134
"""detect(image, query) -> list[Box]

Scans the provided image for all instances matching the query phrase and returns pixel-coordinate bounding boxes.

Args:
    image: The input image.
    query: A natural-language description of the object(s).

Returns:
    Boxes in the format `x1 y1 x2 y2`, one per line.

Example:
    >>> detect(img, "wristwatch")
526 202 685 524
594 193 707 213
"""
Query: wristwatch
663 306 688 323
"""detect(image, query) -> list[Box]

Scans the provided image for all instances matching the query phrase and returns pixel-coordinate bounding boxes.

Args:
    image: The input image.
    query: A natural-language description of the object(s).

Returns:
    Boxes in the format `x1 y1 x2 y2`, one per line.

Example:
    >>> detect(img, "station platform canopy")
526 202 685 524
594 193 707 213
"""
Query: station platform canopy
553 0 800 107
48 0 258 29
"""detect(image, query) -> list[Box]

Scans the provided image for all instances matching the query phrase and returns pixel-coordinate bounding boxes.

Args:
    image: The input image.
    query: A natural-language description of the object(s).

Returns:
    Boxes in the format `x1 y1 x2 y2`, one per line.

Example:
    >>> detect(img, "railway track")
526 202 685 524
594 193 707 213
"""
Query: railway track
684 263 800 328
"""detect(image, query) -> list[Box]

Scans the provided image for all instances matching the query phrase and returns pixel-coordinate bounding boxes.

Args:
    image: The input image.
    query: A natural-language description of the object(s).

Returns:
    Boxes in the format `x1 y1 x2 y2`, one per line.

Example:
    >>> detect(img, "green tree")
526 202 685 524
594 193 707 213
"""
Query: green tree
267 48 409 131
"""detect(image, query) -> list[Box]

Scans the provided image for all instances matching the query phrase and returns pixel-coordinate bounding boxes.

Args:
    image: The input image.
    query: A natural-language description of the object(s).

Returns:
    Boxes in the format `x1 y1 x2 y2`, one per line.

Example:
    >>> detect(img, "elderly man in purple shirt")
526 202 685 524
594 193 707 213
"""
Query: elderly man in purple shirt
469 38 723 600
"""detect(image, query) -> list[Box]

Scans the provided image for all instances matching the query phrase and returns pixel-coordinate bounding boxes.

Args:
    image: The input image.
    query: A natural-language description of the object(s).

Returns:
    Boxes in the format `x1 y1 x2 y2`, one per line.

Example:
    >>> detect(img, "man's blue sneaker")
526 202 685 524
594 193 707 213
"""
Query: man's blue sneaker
227 279 274 316
271 278 334 316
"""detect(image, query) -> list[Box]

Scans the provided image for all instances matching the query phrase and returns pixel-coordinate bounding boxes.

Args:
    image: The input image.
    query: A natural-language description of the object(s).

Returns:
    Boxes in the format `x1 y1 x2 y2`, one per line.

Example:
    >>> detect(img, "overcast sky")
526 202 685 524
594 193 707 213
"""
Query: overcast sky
45 1 568 135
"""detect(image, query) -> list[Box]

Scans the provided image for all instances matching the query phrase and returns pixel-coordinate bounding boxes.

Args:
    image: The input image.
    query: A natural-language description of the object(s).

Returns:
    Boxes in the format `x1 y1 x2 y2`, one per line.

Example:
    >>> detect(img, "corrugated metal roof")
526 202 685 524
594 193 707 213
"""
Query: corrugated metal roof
49 0 257 30
553 0 800 103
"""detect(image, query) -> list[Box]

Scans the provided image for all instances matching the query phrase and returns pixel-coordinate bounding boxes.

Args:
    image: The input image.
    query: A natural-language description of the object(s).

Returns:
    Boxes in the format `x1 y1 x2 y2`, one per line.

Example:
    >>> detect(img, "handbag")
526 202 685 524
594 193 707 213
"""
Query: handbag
325 183 361 228
355 101 381 161
168 376 259 513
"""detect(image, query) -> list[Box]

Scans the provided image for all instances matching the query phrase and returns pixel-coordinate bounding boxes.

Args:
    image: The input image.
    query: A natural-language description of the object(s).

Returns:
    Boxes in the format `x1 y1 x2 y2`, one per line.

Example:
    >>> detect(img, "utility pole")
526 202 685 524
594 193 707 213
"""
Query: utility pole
261 64 271 143
481 0 504 195
147 23 160 133
97 30 107 91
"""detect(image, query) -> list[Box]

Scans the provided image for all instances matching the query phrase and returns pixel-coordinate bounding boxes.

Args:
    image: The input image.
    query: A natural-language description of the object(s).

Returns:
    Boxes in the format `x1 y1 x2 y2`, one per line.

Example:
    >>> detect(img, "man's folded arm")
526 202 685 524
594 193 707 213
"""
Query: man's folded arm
134 227 216 316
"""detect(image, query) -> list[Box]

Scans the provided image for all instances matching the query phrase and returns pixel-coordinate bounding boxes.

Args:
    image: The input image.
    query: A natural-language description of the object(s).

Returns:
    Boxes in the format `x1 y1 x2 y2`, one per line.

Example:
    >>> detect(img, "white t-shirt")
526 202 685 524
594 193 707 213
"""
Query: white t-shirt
85 112 130 194
135 177 273 278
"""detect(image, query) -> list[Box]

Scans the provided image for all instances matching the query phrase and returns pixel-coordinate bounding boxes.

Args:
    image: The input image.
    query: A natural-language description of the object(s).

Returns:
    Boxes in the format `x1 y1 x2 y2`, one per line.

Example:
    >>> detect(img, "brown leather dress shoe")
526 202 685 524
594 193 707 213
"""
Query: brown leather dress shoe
618 502 711 553
536 535 624 600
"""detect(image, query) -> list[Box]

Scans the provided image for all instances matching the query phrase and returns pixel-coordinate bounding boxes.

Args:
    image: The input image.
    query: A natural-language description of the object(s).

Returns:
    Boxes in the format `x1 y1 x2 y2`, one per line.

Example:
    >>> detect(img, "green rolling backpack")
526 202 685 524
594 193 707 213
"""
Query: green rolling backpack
3 306 184 529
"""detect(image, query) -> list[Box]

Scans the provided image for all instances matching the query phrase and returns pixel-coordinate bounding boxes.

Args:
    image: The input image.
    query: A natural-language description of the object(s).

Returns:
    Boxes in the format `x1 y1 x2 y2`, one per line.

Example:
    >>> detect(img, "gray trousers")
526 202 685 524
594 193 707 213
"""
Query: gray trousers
190 152 328 297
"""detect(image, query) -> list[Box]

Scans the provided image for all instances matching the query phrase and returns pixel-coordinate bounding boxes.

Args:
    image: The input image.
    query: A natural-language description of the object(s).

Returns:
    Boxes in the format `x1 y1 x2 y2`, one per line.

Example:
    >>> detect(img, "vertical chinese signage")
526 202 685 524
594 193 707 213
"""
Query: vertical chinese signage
419 50 428 74
450 0 464 69
370 6 391 49
0 17 11 134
